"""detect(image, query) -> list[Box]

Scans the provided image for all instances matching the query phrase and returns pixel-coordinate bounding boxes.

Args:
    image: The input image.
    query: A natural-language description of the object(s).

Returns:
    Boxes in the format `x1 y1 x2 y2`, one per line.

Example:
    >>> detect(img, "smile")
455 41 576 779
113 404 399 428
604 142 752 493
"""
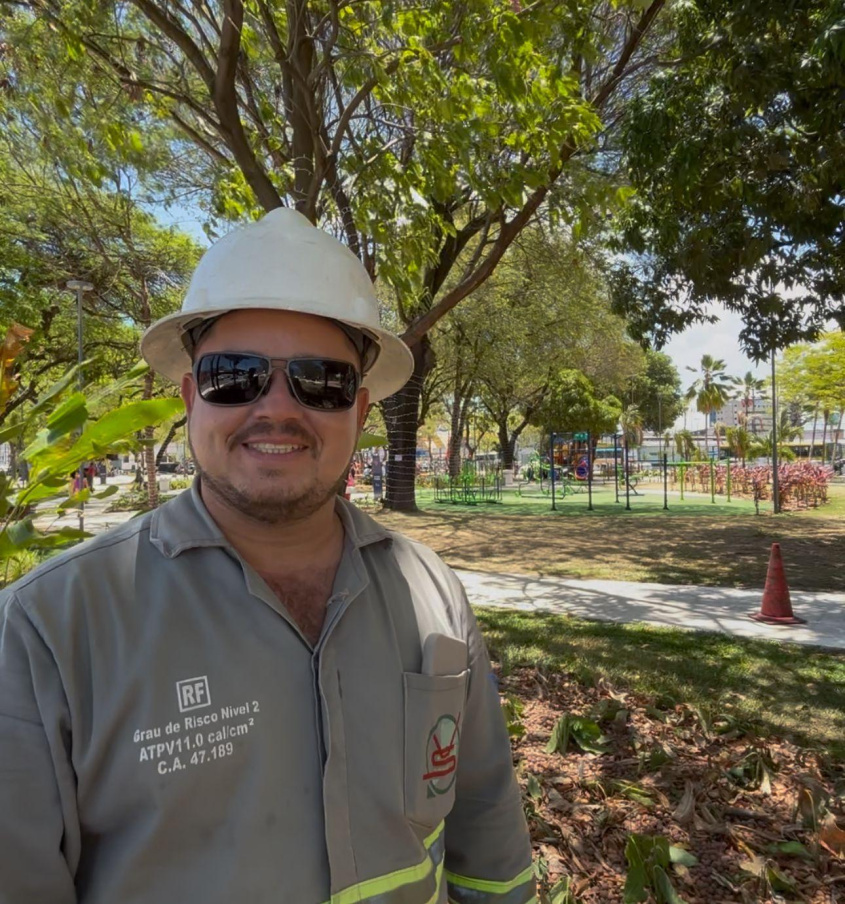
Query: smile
245 443 308 455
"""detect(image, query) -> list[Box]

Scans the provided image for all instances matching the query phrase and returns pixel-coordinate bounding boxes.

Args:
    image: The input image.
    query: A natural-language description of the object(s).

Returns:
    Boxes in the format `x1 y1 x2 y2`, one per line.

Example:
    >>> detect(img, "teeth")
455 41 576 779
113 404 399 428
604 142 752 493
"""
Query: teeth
249 443 304 454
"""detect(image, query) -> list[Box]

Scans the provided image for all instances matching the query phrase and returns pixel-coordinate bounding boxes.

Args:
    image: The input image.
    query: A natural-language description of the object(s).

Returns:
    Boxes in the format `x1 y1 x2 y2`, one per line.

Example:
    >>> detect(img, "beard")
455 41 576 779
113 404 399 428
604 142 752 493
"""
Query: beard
189 425 352 526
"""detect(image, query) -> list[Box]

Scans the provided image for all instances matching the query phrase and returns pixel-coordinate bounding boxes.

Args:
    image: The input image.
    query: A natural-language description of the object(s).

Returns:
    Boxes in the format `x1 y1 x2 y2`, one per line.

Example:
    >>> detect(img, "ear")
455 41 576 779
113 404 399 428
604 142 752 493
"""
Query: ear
355 390 371 435
180 372 196 418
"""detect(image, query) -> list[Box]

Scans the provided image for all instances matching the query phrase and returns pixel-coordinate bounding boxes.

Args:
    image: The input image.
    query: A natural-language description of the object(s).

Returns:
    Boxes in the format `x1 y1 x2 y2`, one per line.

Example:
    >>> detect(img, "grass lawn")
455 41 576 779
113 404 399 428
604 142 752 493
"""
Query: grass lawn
476 607 845 758
371 483 845 590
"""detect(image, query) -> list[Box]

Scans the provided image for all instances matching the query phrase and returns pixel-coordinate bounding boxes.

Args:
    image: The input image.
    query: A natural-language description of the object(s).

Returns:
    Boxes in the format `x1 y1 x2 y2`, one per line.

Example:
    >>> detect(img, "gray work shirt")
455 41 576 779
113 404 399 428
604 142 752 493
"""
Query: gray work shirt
0 483 533 904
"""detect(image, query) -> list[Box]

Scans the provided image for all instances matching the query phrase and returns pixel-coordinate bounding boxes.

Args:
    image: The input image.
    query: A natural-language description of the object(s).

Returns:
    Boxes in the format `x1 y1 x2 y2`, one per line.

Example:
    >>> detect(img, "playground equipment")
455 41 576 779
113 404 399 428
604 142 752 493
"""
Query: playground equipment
433 474 502 505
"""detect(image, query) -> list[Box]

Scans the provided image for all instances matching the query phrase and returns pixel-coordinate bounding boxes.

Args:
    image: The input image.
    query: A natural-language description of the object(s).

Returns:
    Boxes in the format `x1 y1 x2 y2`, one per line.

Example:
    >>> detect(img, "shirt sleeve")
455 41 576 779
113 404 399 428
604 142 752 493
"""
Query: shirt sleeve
0 593 78 904
444 592 536 904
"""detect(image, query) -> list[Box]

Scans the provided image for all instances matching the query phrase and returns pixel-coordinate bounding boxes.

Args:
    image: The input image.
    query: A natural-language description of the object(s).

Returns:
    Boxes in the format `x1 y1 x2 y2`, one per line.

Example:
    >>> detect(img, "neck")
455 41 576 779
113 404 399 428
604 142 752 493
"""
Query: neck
199 481 344 575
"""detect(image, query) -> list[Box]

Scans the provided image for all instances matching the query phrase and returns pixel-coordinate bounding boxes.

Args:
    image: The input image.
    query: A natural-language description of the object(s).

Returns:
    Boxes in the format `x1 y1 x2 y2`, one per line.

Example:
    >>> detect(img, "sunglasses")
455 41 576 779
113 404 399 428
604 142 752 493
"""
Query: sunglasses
194 353 360 411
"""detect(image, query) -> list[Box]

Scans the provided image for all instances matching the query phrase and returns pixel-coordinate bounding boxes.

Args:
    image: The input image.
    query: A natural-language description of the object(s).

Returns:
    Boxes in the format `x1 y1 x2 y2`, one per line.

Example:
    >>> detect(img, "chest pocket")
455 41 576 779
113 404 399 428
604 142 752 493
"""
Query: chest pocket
403 669 469 828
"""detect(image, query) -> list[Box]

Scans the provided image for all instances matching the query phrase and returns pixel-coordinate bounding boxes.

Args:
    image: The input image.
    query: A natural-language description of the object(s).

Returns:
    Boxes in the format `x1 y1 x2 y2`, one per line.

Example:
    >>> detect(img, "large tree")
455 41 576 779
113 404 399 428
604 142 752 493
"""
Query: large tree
531 369 622 439
434 229 641 470
778 333 845 462
0 58 201 503
1 0 672 508
611 0 845 358
626 349 683 434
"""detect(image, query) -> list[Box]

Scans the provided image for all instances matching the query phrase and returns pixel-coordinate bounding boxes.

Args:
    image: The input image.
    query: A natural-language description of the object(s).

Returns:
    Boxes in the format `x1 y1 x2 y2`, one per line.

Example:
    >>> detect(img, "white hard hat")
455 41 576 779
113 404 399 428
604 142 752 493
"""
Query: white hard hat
141 208 414 402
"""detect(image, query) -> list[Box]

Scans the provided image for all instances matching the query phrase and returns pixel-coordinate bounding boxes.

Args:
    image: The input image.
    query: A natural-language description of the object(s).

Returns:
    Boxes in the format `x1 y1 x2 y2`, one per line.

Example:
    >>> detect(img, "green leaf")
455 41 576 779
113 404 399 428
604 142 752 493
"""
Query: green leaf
623 837 649 904
58 489 91 511
569 717 610 755
29 363 89 417
525 773 543 801
765 840 813 860
548 876 576 904
92 484 119 500
653 866 686 904
28 527 90 548
668 846 698 867
357 431 387 450
766 864 796 893
546 715 572 755
0 422 25 445
0 518 37 557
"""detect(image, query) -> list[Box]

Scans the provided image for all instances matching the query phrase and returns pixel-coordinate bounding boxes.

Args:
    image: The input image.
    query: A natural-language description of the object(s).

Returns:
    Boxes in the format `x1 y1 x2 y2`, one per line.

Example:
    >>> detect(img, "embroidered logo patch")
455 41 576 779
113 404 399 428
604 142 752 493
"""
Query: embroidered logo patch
422 713 461 798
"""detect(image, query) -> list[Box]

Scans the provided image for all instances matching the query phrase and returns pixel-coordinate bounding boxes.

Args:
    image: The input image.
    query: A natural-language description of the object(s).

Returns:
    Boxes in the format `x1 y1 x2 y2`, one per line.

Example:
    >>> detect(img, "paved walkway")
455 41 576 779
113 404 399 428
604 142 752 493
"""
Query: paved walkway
455 569 845 651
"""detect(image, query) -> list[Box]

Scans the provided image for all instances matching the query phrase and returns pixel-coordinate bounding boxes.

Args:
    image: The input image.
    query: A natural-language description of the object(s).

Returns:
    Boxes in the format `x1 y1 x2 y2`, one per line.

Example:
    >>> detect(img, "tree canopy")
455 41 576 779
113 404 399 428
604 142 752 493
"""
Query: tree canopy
611 0 845 357
626 349 683 433
432 228 641 467
531 369 622 438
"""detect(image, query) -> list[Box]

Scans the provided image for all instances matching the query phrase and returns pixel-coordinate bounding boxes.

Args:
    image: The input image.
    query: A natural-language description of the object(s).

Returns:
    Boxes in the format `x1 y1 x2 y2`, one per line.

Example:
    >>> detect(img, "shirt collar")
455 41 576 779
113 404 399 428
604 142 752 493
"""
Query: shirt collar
150 478 392 559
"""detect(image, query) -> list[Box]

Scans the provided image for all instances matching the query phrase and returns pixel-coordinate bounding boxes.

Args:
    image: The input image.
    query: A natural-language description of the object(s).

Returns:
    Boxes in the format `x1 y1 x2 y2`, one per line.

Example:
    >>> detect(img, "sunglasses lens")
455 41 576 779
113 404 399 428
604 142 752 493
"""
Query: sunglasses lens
288 359 359 410
195 354 269 405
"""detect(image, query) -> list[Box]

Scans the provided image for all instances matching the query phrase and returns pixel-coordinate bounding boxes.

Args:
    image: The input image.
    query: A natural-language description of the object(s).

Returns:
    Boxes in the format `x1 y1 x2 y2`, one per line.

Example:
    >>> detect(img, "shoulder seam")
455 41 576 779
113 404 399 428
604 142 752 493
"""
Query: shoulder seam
11 519 152 594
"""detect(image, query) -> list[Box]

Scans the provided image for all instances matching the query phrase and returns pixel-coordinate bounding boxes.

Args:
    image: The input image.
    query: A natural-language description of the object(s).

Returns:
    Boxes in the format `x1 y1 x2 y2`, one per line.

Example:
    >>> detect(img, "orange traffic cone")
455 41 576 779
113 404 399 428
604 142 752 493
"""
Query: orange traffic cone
749 543 806 625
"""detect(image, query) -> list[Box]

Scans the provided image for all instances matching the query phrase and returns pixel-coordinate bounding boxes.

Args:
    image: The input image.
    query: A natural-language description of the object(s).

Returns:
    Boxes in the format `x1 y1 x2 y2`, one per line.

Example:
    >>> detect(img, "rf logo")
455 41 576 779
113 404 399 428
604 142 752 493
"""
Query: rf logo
176 676 211 713
422 713 460 798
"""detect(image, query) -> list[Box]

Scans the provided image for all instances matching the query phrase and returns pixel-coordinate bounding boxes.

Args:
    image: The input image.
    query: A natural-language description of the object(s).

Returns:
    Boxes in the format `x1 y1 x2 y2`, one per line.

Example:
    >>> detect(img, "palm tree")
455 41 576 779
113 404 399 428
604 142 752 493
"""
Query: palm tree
726 426 753 465
620 405 644 449
732 371 766 429
674 429 695 461
686 355 734 456
713 421 727 457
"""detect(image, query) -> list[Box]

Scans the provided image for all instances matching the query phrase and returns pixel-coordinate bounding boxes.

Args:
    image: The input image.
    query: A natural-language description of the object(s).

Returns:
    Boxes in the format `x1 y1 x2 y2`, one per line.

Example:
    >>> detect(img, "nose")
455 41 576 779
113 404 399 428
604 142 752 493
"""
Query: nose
252 368 303 417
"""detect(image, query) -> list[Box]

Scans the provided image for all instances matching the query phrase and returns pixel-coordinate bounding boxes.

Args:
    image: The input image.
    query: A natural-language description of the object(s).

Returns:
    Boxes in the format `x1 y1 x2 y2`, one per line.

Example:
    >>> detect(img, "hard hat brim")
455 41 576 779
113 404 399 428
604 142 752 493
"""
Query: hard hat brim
140 307 415 403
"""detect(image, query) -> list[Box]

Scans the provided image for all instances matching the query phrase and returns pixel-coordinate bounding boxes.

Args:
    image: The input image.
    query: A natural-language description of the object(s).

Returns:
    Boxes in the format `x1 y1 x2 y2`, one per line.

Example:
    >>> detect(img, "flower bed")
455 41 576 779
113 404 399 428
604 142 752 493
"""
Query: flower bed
673 462 832 511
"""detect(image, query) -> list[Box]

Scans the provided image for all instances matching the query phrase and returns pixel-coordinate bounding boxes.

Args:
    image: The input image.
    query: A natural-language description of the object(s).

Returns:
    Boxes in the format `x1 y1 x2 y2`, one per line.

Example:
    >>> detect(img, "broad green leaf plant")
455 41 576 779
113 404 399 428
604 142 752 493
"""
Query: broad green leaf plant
0 351 183 586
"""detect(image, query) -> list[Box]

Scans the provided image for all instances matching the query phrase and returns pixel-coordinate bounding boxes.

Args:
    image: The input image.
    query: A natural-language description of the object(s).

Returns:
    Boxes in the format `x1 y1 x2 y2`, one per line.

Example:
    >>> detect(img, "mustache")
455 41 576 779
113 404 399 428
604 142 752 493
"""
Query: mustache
230 420 318 450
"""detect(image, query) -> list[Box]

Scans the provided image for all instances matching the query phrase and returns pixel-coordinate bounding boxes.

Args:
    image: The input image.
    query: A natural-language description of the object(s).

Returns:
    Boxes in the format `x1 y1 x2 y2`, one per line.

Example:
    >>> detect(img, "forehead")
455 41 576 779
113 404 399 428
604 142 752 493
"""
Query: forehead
197 309 358 359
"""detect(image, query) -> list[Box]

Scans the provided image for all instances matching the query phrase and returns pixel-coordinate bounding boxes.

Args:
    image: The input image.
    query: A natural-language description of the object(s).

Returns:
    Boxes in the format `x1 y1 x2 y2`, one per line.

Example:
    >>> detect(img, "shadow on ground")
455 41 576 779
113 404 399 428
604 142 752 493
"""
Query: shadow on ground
374 503 844 592
477 607 845 755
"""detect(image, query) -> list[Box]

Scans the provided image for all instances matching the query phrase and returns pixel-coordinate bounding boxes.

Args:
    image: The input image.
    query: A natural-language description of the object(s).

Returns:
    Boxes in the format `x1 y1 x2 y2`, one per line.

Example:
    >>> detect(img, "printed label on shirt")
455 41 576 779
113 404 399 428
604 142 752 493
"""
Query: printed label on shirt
422 713 461 798
131 686 261 777
176 675 211 712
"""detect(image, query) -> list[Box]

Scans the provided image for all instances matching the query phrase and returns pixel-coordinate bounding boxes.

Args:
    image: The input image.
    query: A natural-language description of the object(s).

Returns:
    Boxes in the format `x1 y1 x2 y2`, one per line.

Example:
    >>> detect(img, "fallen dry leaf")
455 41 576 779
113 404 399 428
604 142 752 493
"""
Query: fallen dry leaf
820 816 845 858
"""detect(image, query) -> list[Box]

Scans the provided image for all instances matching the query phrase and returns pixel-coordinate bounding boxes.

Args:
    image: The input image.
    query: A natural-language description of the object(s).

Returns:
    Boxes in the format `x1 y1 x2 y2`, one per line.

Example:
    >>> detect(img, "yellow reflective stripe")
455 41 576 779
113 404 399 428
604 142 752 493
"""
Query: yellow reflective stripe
448 899 538 904
330 822 446 904
445 864 535 895
424 855 446 904
424 820 445 850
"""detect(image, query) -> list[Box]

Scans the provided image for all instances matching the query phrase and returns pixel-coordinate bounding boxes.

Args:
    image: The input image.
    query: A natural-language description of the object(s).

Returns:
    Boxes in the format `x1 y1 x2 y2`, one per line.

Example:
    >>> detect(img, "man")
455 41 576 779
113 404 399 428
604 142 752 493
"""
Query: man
0 209 534 904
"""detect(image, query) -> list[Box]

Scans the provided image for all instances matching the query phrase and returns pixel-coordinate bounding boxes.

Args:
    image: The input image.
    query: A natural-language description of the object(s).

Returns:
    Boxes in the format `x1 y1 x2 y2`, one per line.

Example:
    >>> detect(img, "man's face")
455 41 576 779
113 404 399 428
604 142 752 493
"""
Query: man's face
181 309 370 524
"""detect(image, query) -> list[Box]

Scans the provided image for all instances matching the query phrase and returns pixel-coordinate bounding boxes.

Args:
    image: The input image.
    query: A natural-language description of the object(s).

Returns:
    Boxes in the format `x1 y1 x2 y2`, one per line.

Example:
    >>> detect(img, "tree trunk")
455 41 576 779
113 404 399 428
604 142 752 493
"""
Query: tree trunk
143 371 158 508
447 398 462 479
156 415 188 467
382 338 430 511
498 422 516 470
8 440 17 485
810 404 818 459
821 412 829 463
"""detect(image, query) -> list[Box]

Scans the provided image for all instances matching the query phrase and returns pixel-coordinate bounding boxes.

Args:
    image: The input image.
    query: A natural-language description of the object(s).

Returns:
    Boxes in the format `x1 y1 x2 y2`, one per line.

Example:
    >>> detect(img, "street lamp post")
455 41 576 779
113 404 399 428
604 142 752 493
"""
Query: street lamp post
770 346 780 515
66 280 94 532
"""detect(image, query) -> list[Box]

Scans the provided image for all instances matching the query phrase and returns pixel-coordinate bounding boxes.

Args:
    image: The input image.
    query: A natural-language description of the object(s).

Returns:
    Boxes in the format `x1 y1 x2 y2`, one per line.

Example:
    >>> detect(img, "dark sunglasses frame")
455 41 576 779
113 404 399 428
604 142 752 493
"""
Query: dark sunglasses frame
193 353 361 411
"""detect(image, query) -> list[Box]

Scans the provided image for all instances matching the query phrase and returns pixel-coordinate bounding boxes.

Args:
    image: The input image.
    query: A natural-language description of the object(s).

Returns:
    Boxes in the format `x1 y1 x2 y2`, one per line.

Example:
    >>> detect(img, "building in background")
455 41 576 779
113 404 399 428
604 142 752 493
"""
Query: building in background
714 397 772 435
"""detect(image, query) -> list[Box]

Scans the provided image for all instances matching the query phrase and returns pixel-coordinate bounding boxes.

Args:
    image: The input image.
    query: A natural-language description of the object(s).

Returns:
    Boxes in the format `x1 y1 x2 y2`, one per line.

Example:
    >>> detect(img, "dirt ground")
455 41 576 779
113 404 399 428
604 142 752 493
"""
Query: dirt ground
372 506 845 592
504 666 845 904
